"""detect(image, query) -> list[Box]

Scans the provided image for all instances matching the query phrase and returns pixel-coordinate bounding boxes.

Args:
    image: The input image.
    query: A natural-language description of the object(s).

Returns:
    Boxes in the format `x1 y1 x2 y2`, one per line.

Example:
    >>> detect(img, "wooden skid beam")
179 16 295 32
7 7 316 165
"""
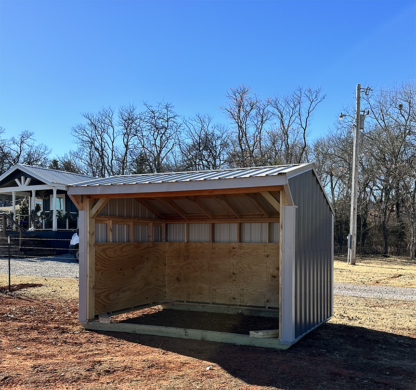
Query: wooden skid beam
137 199 165 219
162 198 189 220
261 192 281 213
244 193 270 218
83 322 290 350
88 185 284 199
91 198 110 219
215 195 241 219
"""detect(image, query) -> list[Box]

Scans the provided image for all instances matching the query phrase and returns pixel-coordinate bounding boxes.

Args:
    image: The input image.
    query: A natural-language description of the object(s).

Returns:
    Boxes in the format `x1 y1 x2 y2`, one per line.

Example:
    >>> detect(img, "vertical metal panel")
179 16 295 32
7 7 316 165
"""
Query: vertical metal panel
241 223 267 243
95 223 107 243
134 225 148 242
280 206 297 345
167 224 185 242
99 198 159 219
214 223 238 243
289 169 334 340
269 223 280 243
113 224 129 243
189 224 211 242
153 225 162 242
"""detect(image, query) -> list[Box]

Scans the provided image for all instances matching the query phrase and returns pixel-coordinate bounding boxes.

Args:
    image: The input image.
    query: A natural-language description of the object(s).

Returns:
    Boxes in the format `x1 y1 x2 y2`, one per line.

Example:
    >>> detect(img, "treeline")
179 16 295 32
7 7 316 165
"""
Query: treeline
1 83 415 257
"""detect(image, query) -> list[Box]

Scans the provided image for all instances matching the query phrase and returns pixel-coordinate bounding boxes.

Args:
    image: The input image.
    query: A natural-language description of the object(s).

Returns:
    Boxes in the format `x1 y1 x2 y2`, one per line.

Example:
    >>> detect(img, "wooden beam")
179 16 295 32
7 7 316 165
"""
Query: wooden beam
82 322 290 350
237 222 241 243
215 195 241 219
87 185 284 199
161 198 189 220
96 215 280 224
244 193 270 218
261 192 281 213
68 194 84 211
187 196 214 219
86 197 95 320
210 223 214 242
107 220 113 243
137 199 165 219
91 198 109 219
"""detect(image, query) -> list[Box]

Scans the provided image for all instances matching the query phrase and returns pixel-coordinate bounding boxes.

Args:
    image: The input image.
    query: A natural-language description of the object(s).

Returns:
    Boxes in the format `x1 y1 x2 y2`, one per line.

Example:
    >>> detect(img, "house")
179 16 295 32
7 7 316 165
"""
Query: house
67 163 334 348
0 164 94 235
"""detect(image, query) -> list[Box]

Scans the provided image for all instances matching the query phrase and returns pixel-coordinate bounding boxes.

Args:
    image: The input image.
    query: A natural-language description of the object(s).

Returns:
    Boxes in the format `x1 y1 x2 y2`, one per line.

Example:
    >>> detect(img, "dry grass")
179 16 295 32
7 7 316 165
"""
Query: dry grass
0 274 78 300
334 254 416 287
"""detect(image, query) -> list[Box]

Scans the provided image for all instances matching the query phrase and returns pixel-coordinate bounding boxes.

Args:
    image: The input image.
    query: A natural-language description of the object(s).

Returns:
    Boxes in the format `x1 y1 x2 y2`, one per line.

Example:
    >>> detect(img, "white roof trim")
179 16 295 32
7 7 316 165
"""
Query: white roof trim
0 164 55 186
67 175 288 196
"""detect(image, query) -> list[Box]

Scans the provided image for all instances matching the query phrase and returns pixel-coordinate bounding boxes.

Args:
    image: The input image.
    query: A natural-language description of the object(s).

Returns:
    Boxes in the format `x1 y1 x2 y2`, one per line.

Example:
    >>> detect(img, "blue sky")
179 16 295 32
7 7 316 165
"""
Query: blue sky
0 0 415 157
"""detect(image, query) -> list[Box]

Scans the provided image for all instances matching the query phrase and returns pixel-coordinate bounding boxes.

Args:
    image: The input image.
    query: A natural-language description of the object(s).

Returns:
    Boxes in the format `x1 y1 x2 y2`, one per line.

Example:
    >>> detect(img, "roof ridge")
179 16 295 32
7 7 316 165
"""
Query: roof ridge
18 164 95 178
98 163 304 180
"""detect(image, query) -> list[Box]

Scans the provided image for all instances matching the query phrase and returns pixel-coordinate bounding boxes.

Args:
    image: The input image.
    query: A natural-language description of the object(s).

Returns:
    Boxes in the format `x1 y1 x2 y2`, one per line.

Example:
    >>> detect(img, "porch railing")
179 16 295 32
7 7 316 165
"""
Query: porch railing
14 212 78 230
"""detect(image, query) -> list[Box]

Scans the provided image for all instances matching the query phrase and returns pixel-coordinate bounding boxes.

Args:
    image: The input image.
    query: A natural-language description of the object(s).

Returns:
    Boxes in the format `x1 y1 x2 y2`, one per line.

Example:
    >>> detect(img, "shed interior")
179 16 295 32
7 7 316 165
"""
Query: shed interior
77 186 286 345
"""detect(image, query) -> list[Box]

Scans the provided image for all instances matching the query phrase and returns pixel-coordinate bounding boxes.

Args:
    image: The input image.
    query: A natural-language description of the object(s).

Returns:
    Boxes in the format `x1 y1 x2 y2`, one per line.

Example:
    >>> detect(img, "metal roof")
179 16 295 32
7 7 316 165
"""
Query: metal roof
70 164 310 187
0 164 95 186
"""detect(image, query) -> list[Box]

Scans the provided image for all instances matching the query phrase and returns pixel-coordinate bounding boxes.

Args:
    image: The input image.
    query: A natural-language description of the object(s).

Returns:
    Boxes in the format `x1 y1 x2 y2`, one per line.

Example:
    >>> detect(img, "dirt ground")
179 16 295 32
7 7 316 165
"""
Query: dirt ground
0 255 415 389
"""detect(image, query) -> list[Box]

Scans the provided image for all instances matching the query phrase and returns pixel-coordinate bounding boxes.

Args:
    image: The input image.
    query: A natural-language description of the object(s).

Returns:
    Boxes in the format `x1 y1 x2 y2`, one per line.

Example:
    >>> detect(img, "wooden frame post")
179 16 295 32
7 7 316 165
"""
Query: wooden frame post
86 197 96 321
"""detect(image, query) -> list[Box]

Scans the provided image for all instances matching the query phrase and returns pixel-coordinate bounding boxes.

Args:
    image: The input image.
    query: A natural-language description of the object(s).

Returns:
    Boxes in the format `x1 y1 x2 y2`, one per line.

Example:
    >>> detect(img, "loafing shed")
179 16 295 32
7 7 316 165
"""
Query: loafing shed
67 164 334 349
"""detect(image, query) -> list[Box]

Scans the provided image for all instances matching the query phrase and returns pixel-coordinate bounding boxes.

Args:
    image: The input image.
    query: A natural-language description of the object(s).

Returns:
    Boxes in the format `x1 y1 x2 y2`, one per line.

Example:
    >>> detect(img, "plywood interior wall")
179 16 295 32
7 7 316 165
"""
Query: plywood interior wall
95 242 279 315
95 243 166 314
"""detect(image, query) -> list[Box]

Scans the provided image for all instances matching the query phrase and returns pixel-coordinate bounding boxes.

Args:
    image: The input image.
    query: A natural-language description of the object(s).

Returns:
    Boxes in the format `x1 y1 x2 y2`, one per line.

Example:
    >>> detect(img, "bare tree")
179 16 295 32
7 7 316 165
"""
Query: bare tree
179 114 230 171
267 86 326 164
222 85 271 167
0 129 51 173
134 102 181 173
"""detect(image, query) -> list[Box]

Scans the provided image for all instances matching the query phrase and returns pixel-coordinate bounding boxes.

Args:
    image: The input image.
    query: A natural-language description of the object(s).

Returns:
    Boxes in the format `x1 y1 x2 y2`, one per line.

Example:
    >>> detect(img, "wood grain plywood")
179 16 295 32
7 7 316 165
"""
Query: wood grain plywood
166 243 279 307
95 243 166 314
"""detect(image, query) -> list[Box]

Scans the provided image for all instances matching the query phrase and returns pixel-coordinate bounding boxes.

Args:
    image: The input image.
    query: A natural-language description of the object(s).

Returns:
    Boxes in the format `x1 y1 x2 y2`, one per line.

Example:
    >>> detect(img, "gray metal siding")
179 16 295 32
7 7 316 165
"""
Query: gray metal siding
269 223 280 243
289 169 333 339
134 225 148 242
99 198 159 219
167 224 185 242
214 223 238 243
95 223 107 243
113 224 129 243
241 223 267 243
189 224 211 242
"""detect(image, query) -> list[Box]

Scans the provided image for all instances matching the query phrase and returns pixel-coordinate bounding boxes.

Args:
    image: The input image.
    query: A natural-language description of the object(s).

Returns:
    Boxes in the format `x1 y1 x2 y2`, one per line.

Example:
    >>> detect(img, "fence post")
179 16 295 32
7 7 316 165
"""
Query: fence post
8 236 11 291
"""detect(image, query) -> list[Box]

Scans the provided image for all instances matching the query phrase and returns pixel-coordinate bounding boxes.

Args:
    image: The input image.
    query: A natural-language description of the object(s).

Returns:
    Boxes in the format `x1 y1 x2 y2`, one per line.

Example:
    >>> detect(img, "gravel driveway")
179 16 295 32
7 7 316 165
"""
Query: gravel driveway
1 256 415 300
0 255 79 279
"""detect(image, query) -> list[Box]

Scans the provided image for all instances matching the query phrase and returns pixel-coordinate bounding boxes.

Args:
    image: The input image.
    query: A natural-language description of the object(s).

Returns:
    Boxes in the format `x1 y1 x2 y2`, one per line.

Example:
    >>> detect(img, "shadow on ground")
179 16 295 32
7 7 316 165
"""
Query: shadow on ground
98 322 416 389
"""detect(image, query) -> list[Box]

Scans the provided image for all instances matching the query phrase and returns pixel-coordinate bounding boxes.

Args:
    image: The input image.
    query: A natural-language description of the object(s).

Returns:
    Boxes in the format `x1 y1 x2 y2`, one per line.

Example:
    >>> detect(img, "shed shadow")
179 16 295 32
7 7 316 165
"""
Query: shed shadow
95 323 416 389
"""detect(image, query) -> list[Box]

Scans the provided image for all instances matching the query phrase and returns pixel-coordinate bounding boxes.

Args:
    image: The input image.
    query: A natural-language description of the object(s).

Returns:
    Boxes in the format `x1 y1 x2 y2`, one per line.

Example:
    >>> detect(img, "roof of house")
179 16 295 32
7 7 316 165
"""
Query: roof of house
0 164 95 186
69 164 310 187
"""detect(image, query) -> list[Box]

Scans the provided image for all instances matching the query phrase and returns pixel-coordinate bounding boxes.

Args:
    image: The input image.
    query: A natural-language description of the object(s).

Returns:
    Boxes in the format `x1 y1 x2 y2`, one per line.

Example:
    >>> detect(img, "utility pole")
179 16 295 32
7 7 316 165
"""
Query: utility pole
347 84 361 265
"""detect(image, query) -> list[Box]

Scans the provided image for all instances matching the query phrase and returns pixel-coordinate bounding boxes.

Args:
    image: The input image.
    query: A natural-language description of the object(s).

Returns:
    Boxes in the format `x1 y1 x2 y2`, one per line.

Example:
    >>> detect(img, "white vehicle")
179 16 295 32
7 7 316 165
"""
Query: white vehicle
69 231 79 261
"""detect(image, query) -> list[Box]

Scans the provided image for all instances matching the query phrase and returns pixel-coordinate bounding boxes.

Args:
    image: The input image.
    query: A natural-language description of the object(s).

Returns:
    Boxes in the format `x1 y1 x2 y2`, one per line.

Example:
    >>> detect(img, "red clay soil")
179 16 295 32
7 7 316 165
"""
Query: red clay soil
0 292 415 389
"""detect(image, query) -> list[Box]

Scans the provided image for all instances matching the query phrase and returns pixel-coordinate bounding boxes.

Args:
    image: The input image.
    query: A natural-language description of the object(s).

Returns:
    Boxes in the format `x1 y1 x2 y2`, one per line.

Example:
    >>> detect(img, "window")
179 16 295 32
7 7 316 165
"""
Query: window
50 195 65 211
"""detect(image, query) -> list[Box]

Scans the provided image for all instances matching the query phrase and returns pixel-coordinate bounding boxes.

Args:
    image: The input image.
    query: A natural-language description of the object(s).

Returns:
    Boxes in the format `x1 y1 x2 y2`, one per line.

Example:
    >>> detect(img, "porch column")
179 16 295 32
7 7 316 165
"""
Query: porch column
31 190 36 230
12 191 16 231
52 188 57 231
